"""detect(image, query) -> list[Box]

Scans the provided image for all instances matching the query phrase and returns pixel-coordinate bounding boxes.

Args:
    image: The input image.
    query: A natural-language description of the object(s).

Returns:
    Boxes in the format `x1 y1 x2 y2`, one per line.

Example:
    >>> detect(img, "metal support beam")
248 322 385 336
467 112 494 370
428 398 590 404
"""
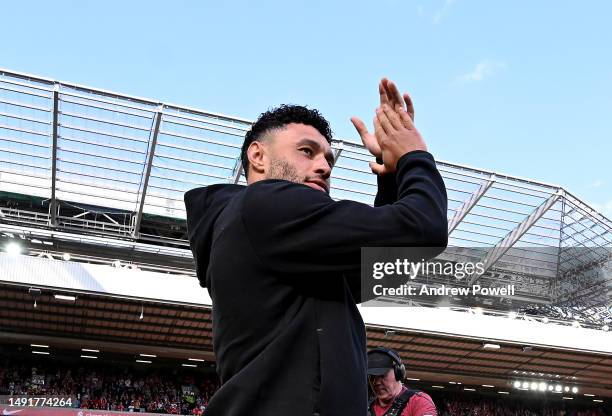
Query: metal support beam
73 211 91 219
102 213 119 225
468 190 562 285
333 142 344 165
232 158 243 184
49 84 60 227
132 105 163 238
552 197 567 302
448 175 495 233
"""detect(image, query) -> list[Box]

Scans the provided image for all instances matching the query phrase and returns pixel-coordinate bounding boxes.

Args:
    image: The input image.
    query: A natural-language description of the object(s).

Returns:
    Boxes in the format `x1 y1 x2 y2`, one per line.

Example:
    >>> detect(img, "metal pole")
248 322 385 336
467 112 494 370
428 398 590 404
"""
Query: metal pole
132 105 163 238
49 84 60 227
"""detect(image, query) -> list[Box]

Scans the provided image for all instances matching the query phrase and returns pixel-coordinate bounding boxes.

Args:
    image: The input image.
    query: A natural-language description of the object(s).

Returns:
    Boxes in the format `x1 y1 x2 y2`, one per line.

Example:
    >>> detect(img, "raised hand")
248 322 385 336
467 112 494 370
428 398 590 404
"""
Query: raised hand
379 78 414 122
351 78 419 175
374 103 427 174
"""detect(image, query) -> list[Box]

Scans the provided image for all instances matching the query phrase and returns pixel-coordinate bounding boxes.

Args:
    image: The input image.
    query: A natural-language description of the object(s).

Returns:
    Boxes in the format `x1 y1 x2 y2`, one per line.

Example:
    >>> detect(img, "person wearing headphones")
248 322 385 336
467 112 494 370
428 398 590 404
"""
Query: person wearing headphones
367 347 437 416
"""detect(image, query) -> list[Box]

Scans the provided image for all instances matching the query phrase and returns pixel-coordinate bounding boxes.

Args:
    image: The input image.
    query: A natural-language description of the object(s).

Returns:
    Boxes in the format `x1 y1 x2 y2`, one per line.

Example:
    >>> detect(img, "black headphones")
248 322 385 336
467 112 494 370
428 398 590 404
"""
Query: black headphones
368 346 406 381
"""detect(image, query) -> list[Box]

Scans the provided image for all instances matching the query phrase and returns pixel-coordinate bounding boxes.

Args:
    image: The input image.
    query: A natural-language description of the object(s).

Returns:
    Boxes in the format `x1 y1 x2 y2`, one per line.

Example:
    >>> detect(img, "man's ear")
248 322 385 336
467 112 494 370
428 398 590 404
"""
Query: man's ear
247 141 266 176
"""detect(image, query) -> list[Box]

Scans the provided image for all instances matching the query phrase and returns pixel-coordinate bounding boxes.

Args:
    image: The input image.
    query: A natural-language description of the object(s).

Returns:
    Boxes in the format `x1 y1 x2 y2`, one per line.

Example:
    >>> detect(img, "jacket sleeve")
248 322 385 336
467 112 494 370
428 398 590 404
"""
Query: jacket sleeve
374 168 399 207
241 150 448 277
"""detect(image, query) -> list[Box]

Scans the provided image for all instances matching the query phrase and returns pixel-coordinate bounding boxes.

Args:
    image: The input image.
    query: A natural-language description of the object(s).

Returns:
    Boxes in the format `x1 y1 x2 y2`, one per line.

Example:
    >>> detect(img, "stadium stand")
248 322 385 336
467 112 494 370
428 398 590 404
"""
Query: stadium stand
1 68 610 414
0 350 218 414
432 392 608 416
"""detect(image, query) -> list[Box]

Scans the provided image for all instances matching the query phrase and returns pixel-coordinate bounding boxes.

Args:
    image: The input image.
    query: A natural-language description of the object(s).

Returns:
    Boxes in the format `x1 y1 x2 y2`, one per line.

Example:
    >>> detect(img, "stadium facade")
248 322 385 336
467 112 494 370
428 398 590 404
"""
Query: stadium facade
1 68 610 409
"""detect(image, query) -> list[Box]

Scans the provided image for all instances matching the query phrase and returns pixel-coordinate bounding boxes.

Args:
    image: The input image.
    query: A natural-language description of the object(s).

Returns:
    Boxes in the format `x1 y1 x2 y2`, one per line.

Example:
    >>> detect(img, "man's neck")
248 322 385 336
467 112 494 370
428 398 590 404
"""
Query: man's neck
377 383 404 407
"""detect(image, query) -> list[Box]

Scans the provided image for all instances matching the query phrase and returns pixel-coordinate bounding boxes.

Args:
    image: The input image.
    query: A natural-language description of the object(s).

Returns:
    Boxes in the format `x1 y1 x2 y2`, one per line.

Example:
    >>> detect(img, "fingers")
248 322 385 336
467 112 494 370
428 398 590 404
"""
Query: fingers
383 79 404 110
403 93 415 121
373 113 385 140
381 78 415 121
381 104 402 131
397 105 415 130
372 115 394 176
375 106 395 135
379 81 389 106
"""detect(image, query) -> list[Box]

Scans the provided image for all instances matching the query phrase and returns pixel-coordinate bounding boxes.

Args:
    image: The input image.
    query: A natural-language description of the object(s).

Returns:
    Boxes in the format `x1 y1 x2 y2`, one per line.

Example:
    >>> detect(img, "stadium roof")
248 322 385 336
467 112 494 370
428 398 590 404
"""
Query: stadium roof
0 68 611 315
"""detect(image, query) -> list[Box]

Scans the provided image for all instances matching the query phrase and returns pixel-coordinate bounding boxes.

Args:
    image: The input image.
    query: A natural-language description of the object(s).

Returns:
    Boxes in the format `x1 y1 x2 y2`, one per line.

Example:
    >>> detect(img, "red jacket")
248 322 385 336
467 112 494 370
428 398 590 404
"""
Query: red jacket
371 387 437 416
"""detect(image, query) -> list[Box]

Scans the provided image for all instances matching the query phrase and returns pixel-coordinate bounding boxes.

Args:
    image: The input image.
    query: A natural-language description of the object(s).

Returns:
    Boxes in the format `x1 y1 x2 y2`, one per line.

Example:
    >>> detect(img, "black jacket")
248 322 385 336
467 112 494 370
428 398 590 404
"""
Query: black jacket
184 150 448 416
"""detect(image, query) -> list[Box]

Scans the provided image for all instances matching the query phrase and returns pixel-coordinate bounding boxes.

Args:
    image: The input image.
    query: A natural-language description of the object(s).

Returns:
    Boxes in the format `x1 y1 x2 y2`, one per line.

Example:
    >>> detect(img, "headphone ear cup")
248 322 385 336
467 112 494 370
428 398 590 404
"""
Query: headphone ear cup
393 363 404 381
397 363 406 380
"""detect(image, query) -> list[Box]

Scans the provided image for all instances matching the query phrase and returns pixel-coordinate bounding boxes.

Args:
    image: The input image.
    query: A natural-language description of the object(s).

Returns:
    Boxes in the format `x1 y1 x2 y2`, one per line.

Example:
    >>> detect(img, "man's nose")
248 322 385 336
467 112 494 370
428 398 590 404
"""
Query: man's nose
314 155 332 178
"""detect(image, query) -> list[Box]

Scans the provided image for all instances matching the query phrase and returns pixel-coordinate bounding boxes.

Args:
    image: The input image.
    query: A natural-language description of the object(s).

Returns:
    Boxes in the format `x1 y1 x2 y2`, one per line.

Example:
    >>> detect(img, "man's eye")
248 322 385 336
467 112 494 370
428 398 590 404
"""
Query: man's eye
300 148 313 156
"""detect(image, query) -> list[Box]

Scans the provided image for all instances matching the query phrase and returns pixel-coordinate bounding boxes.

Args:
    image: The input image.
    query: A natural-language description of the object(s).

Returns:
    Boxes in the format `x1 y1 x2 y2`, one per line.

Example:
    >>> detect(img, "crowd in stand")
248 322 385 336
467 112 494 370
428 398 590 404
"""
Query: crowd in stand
0 356 218 414
432 392 608 416
1 356 609 415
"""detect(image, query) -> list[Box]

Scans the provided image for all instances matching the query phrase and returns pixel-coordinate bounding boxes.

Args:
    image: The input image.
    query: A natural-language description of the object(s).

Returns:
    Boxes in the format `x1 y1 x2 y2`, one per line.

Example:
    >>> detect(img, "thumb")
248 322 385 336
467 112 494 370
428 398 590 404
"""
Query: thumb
369 161 388 175
351 116 369 139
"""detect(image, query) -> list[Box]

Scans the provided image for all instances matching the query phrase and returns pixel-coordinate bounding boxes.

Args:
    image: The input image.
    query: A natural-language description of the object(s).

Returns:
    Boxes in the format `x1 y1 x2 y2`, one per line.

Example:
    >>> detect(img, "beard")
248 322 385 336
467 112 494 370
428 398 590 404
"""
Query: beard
265 157 329 193
266 158 305 184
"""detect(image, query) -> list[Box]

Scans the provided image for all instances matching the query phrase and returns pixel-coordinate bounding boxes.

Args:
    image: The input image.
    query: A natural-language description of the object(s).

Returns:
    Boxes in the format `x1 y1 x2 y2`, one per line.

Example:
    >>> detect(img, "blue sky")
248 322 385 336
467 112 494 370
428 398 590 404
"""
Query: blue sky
1 0 611 217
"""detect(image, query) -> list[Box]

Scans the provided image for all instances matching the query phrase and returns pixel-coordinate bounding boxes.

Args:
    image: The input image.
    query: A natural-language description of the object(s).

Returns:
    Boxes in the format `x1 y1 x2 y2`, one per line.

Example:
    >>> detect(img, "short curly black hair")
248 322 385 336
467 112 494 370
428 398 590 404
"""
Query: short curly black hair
240 104 333 179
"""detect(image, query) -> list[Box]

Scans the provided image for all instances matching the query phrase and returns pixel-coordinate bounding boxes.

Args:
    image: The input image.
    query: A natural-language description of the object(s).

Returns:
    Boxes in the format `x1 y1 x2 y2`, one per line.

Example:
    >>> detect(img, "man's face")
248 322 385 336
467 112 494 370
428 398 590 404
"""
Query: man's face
369 369 398 401
263 123 333 193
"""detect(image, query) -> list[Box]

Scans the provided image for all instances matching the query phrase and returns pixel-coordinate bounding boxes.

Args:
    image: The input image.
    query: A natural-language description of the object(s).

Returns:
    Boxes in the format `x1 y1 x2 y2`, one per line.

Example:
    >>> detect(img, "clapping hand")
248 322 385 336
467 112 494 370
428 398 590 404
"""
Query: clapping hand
351 78 424 175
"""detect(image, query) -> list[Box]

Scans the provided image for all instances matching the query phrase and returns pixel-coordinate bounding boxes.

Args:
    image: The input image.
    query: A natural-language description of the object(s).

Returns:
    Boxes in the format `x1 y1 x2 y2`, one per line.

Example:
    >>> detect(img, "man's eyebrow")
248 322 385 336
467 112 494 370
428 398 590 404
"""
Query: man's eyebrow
297 138 335 166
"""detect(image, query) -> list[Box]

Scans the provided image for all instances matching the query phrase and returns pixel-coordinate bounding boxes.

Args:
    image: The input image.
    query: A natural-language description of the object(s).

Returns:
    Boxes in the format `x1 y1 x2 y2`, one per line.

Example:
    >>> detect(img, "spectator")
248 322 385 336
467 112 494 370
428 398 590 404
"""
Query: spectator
1 356 607 415
367 347 437 416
